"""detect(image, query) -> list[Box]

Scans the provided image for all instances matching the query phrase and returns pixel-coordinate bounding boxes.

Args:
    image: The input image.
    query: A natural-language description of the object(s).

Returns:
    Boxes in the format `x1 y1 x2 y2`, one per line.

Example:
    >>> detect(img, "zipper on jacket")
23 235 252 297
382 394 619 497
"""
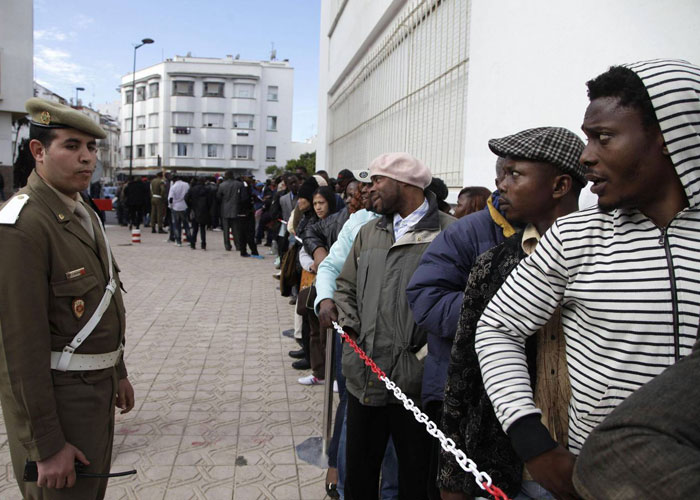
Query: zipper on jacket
659 225 680 361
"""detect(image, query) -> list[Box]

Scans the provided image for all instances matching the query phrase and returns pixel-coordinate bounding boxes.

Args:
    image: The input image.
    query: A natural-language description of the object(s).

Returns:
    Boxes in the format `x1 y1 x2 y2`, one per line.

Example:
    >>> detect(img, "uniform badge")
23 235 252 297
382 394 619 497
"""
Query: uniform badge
72 298 85 319
40 111 51 125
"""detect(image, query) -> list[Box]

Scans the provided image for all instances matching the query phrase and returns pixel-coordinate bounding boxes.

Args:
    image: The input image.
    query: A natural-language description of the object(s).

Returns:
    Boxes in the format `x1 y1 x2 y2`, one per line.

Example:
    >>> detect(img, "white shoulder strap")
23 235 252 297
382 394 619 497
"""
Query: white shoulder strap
0 194 30 225
54 207 117 371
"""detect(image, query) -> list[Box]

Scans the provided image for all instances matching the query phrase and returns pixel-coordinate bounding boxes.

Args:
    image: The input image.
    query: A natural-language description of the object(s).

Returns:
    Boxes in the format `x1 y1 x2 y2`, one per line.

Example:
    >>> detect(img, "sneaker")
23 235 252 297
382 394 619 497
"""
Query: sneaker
251 255 264 259
281 328 294 338
274 256 281 269
333 380 339 393
175 242 182 247
298 375 324 386
273 272 281 280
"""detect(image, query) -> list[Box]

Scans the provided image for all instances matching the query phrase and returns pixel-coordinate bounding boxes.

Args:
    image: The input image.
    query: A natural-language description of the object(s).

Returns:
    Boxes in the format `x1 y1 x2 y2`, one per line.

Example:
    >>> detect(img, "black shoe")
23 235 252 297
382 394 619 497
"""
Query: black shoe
225 247 232 251
241 253 251 258
158 229 167 234
152 229 156 234
289 296 297 305
288 349 305 359
292 359 310 370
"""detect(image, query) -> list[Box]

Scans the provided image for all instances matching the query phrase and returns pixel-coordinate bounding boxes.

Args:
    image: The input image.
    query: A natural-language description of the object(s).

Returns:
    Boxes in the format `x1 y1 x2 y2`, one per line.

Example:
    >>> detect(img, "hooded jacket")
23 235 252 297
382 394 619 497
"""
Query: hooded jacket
335 193 454 405
406 192 513 404
475 59 700 459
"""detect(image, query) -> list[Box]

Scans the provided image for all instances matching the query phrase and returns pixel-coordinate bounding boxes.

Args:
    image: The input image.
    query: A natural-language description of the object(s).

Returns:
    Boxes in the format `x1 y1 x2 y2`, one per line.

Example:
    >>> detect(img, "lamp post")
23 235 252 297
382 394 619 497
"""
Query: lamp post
128 38 154 178
75 87 85 107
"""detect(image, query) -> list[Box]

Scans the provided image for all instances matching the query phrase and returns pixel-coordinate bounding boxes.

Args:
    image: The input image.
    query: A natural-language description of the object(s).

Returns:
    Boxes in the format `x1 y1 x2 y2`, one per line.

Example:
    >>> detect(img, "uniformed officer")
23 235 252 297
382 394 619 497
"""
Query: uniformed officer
0 98 134 499
150 171 167 233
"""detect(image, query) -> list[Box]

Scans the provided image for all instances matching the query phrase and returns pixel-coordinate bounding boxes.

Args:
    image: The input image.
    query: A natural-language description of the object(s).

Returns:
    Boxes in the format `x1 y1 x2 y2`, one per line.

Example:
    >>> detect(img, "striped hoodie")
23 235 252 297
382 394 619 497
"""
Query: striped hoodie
475 59 700 457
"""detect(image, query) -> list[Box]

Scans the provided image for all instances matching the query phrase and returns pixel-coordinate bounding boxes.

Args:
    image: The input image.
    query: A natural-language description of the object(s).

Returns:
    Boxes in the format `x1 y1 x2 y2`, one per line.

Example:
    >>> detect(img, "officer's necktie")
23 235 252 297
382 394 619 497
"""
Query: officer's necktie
73 201 95 241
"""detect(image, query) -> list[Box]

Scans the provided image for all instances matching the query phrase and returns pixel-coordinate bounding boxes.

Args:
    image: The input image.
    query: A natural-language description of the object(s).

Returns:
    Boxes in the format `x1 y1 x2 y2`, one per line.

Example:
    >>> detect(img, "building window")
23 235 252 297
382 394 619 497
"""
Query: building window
124 146 132 158
136 115 146 129
173 143 191 157
266 146 276 161
172 80 194 96
232 145 253 160
136 86 146 101
203 82 224 97
149 82 159 98
124 118 132 131
149 143 158 156
267 85 278 101
202 113 224 128
232 114 254 129
267 116 277 131
125 90 133 104
203 144 223 158
234 83 254 98
172 112 194 127
148 113 159 128
136 145 145 158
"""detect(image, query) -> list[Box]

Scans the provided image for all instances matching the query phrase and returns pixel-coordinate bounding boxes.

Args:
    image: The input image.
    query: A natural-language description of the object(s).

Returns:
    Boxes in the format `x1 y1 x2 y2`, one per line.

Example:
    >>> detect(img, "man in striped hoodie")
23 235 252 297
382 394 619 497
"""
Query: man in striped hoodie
475 59 700 499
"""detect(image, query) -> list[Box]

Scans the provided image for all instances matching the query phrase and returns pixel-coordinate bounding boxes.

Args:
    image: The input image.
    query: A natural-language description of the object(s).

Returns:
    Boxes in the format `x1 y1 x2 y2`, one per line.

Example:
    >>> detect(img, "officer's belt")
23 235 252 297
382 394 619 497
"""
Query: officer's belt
152 194 162 198
52 207 122 372
51 344 123 371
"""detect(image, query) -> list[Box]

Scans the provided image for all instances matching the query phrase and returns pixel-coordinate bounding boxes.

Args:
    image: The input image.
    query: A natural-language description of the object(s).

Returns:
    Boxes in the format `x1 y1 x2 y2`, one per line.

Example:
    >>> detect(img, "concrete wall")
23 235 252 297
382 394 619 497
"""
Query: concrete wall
0 0 33 196
463 0 700 200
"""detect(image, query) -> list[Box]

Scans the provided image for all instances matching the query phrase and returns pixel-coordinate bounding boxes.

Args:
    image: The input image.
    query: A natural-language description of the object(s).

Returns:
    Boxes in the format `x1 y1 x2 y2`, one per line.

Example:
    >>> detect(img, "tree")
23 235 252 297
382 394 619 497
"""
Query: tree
285 151 315 175
265 164 284 177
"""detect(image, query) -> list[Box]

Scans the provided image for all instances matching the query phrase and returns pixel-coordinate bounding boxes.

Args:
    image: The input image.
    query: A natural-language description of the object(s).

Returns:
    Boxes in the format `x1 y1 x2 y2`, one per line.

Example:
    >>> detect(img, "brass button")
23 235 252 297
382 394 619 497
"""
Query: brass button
364 397 370 403
58 213 65 220
368 381 374 387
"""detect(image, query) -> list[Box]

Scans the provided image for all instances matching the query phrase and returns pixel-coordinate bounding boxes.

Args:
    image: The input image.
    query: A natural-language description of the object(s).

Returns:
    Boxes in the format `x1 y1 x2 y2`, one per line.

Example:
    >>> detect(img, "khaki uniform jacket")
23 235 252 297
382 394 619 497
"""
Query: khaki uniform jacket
335 193 454 406
150 176 166 201
0 171 127 461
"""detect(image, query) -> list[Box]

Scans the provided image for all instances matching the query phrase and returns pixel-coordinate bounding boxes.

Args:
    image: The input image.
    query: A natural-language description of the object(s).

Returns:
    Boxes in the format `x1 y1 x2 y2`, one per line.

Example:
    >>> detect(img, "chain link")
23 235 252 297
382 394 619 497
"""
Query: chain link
332 322 511 500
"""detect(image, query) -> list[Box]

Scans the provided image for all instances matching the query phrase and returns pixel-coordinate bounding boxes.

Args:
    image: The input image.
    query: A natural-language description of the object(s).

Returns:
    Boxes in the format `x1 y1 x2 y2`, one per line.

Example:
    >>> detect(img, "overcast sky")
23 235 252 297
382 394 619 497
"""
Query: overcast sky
33 0 321 142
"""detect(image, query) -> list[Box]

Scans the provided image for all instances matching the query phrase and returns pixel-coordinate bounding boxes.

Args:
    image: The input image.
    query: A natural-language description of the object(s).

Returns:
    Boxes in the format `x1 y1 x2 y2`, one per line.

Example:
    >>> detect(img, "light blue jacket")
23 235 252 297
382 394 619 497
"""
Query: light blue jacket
313 209 380 315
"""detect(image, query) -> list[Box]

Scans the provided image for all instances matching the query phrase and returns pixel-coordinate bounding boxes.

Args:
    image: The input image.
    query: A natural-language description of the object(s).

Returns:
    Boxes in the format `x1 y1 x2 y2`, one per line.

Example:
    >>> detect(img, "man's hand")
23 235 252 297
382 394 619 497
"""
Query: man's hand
116 378 135 414
37 442 89 489
318 298 339 330
312 248 328 273
525 444 581 500
440 489 469 500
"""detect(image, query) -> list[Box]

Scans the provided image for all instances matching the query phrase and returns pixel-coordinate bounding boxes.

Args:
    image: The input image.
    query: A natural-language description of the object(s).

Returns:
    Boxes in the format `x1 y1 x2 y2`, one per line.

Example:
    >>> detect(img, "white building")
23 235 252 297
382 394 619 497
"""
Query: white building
0 0 33 198
119 55 294 178
317 0 700 201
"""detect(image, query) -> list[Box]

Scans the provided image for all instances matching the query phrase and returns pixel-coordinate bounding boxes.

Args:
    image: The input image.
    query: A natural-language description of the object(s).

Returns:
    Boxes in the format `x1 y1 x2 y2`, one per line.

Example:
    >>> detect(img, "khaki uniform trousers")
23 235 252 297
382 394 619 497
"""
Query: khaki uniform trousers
7 370 118 500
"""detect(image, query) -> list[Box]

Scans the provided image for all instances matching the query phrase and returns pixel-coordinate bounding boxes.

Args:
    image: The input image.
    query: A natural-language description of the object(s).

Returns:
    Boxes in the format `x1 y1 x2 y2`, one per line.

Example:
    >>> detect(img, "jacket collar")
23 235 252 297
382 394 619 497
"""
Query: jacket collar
28 170 97 251
376 191 441 232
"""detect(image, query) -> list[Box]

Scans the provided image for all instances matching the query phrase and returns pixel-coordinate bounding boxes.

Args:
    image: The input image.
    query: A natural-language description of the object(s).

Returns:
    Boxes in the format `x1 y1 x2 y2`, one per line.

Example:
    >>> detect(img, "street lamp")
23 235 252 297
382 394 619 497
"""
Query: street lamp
75 87 85 107
128 37 154 178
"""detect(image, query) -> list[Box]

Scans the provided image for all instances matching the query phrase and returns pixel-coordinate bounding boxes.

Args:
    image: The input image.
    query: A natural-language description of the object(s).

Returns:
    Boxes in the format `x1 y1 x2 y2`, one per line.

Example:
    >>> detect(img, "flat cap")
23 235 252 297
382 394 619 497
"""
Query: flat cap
26 97 106 139
369 152 432 189
488 127 586 185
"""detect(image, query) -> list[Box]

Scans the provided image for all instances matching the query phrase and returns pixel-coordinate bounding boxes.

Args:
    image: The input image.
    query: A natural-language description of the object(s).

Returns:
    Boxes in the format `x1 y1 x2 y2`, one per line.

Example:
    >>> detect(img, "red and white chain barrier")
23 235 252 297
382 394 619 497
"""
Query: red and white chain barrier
332 321 511 500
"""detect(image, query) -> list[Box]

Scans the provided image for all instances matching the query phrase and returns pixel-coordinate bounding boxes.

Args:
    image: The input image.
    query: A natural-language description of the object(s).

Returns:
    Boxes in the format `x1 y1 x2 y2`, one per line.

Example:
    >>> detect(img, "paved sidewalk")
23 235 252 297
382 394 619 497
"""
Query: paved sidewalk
0 225 331 499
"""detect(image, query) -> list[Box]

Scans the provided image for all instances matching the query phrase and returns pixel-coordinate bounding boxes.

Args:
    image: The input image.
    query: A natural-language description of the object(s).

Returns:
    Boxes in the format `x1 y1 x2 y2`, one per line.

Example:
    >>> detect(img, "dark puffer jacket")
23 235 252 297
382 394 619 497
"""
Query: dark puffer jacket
406 193 513 405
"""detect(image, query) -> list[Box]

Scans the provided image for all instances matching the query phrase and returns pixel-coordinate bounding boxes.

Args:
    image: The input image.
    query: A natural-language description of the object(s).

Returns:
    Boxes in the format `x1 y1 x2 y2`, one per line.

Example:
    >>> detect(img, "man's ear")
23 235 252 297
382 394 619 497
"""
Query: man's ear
28 139 45 163
552 174 573 199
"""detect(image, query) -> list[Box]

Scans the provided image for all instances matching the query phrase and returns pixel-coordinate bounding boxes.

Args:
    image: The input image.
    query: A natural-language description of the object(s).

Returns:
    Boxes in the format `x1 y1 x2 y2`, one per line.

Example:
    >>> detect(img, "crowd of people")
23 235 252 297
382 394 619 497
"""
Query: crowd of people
1 58 698 500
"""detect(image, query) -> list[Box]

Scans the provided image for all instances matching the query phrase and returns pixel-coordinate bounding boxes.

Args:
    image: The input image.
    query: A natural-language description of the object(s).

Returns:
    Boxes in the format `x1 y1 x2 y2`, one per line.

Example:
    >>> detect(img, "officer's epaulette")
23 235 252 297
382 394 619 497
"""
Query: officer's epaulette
0 194 30 225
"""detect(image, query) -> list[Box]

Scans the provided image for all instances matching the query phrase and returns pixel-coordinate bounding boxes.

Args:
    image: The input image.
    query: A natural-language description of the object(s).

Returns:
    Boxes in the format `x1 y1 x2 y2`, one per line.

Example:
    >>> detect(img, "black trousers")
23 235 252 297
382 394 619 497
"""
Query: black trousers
222 217 239 251
345 393 431 500
191 221 207 248
234 215 258 256
424 400 443 500
128 206 143 228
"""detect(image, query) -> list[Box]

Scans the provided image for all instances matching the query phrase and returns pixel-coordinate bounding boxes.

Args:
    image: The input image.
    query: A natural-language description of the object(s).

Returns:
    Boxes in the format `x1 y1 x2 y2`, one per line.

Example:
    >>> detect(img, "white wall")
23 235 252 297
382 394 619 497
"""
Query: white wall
463 0 700 200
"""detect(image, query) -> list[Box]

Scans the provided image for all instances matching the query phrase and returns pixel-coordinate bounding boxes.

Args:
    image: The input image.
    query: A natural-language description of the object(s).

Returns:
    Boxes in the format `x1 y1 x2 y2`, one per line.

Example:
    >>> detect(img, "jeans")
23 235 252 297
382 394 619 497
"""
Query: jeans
573 343 700 499
172 210 191 244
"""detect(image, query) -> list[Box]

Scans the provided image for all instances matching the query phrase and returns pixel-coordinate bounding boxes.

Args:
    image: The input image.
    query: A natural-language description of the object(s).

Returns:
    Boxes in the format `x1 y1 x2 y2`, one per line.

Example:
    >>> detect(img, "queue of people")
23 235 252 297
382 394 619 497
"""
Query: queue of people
0 57 698 500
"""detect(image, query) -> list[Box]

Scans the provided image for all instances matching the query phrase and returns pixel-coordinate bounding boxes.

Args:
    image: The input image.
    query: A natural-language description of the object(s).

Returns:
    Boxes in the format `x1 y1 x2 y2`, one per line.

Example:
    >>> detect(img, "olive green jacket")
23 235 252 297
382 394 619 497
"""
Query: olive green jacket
0 171 127 461
335 193 454 406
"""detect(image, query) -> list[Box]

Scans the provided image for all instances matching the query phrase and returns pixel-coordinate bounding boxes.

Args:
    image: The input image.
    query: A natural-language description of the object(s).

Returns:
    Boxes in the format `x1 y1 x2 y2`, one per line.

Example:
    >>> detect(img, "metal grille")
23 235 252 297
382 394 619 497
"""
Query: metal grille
328 0 470 187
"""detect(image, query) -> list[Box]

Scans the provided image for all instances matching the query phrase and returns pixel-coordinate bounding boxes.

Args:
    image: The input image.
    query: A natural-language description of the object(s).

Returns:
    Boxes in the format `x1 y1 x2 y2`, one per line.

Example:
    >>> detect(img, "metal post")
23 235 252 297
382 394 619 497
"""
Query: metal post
128 38 154 178
321 327 336 461
75 87 84 107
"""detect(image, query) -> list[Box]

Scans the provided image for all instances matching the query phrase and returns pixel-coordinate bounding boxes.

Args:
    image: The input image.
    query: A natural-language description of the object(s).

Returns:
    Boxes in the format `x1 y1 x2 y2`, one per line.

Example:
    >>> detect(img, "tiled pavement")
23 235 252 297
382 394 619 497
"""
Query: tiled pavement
0 224 333 499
